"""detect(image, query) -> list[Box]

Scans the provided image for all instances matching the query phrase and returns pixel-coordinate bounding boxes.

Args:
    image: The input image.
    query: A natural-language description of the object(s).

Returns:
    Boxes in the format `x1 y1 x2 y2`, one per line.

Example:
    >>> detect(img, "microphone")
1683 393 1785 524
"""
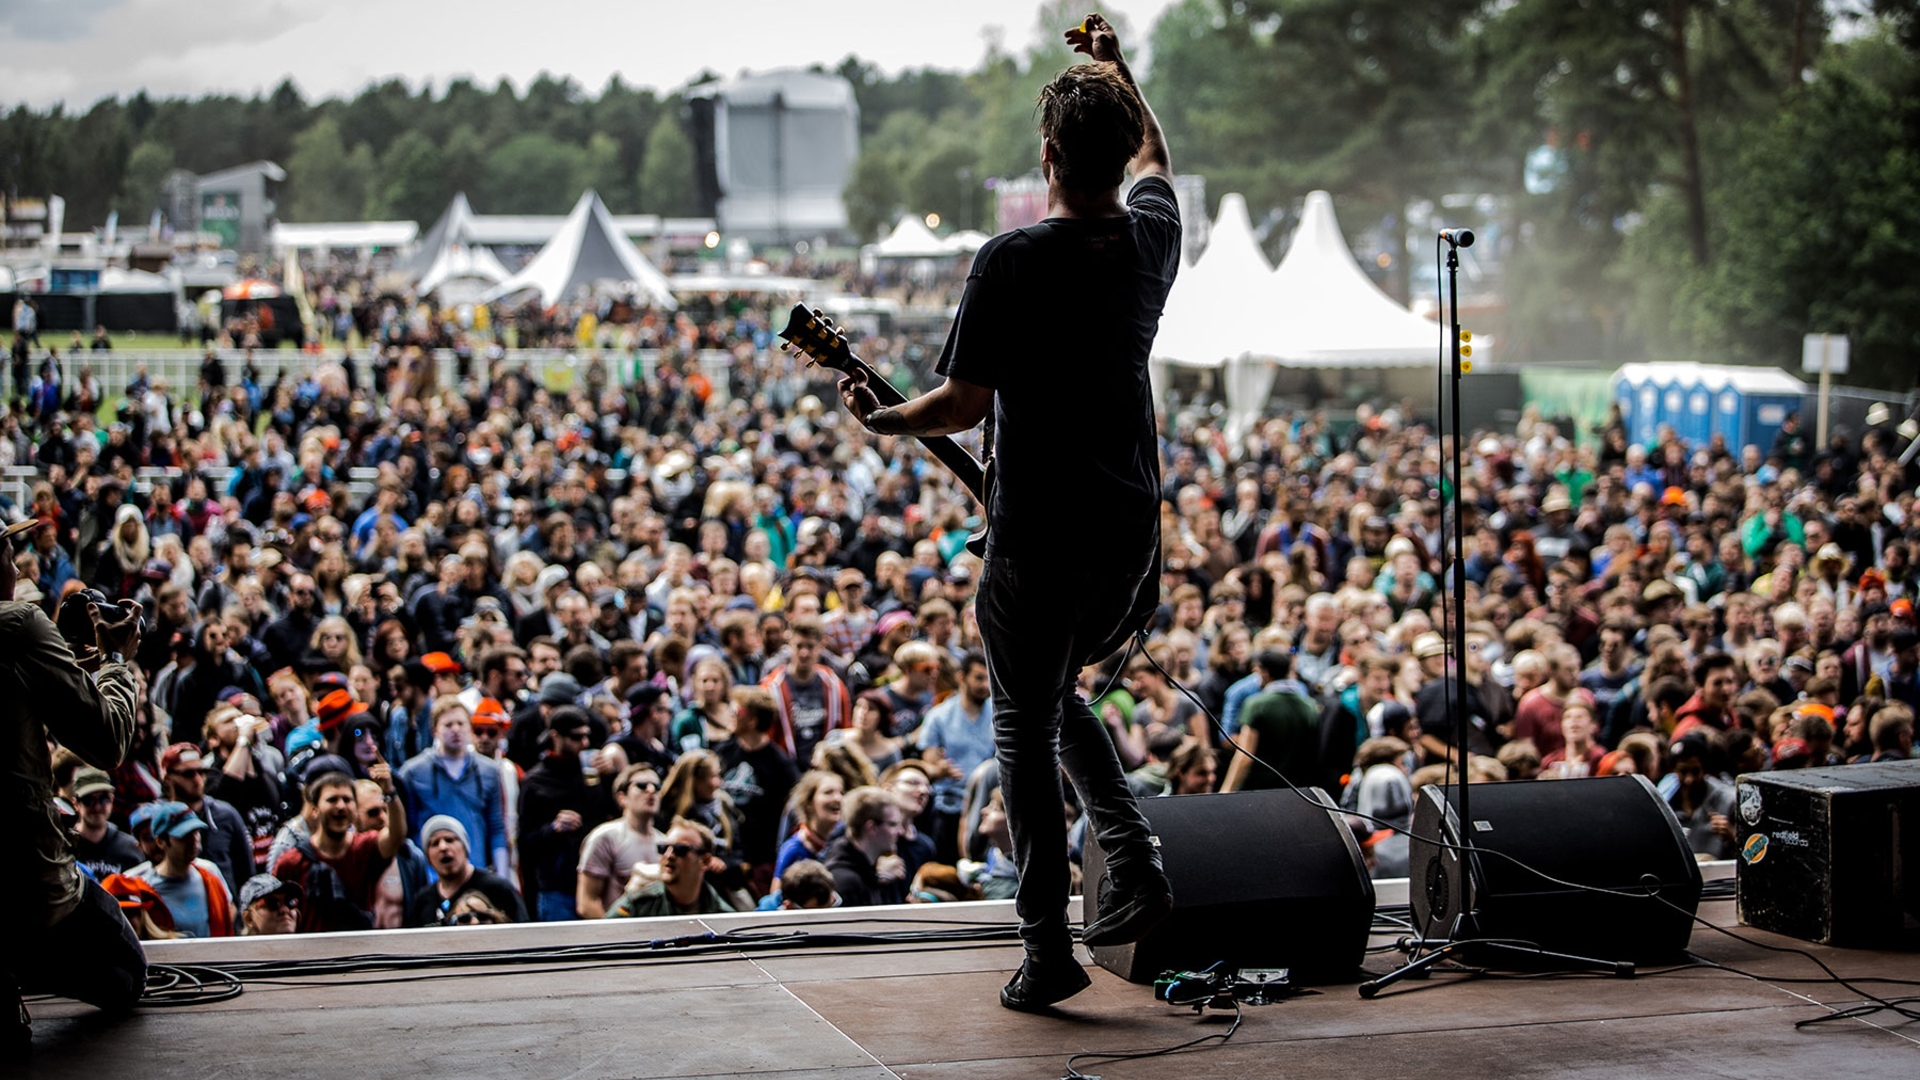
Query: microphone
1440 228 1475 248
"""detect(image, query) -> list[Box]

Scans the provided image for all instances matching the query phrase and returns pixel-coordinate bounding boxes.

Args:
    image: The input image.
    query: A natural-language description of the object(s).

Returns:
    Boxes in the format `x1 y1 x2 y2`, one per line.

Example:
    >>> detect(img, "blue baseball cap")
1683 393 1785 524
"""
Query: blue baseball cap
146 801 208 840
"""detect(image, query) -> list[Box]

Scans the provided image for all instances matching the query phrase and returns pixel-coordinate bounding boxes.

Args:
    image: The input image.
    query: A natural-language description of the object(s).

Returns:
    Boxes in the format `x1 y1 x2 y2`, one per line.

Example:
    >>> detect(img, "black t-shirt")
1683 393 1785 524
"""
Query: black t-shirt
404 867 529 927
936 176 1181 566
73 824 145 881
714 738 801 866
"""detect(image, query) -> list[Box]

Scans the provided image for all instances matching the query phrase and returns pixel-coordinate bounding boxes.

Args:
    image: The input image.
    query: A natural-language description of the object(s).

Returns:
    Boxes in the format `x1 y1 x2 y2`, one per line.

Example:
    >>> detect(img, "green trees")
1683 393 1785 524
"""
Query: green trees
283 116 374 222
637 112 701 217
3 0 1914 385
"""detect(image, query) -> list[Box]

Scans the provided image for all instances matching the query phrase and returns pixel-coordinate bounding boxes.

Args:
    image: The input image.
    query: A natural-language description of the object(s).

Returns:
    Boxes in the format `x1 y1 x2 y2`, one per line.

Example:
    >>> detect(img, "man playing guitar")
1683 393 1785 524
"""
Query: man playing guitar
838 12 1179 1011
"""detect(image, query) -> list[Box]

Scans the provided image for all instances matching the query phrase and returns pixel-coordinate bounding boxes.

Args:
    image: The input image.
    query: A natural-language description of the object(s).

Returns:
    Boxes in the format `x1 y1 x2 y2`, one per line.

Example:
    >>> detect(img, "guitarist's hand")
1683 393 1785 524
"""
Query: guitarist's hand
838 370 884 427
1065 13 1121 64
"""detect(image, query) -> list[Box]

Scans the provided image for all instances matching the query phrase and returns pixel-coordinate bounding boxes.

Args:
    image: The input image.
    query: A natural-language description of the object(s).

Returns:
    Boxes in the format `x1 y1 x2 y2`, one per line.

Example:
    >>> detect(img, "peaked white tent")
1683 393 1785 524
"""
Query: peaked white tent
417 243 512 304
944 229 992 254
402 193 480 282
1149 193 1277 444
871 214 953 258
1254 190 1439 368
482 190 676 309
1152 193 1271 369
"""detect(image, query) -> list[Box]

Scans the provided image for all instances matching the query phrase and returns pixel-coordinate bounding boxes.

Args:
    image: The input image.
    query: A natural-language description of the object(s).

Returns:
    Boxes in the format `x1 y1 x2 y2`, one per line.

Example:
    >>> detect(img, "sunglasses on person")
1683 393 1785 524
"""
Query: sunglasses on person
624 780 660 793
664 842 707 858
78 793 112 808
255 894 299 912
449 911 491 926
562 729 591 742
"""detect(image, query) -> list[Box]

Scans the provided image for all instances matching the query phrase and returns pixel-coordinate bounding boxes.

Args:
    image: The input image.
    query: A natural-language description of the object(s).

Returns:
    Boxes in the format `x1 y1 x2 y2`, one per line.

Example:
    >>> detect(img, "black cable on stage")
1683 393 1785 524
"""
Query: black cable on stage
1061 999 1242 1080
139 965 245 1006
1137 634 1920 1027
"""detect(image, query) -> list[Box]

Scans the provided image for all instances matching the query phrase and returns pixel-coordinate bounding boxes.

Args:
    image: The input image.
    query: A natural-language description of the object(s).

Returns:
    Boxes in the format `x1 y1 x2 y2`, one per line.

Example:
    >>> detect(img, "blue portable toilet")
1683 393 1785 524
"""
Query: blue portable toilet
1611 363 1807 456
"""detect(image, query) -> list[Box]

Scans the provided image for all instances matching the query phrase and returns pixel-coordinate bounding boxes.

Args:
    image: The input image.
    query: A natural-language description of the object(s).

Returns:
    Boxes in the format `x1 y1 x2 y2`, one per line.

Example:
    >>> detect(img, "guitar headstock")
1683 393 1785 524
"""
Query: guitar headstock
777 303 856 375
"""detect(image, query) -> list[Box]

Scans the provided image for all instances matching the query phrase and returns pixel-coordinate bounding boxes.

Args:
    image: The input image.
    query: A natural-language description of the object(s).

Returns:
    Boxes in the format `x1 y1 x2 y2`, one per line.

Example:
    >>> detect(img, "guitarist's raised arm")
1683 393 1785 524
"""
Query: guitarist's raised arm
838 369 991 439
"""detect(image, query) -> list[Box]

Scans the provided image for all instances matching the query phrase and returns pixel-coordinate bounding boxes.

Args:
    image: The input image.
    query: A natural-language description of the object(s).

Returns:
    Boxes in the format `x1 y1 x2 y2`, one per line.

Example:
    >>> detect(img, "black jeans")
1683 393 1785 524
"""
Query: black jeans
978 551 1156 960
11 876 148 1014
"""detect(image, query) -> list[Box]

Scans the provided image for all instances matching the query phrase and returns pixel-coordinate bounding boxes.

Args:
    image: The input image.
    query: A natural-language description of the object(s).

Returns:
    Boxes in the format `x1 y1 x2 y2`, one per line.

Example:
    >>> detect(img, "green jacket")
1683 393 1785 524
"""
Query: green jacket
3 602 139 927
607 878 736 919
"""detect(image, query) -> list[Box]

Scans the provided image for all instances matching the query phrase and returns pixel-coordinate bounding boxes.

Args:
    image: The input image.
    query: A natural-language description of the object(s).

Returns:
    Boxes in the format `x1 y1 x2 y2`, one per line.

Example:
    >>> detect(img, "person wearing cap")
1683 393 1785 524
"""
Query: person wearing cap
237 874 302 936
156 741 254 894
100 872 176 941
406 814 526 928
421 650 464 699
507 671 589 768
126 801 236 938
1410 630 1494 761
70 766 144 880
518 705 613 921
465 697 522 836
823 567 877 659
5 540 148 1041
1839 603 1898 703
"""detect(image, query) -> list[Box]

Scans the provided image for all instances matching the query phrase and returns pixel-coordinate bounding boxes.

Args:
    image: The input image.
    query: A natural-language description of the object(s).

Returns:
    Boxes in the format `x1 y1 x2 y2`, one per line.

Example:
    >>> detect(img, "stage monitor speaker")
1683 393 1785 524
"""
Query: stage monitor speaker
1408 775 1702 964
1736 759 1920 948
1081 788 1374 984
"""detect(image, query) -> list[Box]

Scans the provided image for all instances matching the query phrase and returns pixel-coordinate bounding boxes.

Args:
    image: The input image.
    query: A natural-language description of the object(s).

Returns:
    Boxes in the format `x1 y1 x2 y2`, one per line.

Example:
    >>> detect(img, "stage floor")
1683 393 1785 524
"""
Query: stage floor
22 866 1918 1079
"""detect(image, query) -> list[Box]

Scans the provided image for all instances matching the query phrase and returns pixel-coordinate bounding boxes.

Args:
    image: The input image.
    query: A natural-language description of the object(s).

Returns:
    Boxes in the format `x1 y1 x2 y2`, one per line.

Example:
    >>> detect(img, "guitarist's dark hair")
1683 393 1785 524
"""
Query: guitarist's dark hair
1036 62 1146 192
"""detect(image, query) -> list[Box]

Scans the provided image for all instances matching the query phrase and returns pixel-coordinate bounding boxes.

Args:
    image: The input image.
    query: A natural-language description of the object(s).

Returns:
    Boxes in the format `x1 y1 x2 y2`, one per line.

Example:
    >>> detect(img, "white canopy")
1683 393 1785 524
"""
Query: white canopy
482 190 676 309
417 242 512 302
1254 190 1437 368
97 267 174 294
944 230 992 254
272 220 418 251
401 193 480 282
1152 193 1271 369
871 214 953 259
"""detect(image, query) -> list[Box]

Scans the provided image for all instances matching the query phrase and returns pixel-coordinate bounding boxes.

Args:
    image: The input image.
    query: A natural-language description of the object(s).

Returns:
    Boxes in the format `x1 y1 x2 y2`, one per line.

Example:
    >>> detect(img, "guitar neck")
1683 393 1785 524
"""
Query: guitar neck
839 354 988 505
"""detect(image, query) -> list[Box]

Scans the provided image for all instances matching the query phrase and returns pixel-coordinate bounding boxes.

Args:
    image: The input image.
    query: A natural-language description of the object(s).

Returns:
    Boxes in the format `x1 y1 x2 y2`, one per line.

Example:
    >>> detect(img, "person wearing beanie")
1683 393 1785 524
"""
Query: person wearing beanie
404 813 526 928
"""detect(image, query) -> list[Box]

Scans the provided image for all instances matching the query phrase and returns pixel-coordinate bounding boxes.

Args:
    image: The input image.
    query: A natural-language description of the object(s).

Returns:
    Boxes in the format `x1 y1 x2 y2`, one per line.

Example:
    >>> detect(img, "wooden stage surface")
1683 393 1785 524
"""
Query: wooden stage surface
21 866 1918 1079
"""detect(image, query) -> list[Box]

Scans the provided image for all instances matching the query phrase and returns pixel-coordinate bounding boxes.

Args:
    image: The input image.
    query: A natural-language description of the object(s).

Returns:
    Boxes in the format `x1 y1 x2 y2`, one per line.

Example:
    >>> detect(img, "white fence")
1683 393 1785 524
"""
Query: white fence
56 348 743 408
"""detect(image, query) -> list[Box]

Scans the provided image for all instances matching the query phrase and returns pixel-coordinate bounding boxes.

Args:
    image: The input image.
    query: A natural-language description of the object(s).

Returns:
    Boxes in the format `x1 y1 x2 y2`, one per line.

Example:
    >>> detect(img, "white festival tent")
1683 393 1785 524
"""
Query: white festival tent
400 193 481 283
1255 190 1440 369
870 214 954 259
1153 189 1440 443
1148 193 1274 443
416 242 513 304
944 229 992 254
482 190 676 310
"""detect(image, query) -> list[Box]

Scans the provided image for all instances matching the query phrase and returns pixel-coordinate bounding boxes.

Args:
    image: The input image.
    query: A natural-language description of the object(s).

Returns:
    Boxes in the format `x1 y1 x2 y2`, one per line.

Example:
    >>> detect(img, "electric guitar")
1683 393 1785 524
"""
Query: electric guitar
777 303 991 556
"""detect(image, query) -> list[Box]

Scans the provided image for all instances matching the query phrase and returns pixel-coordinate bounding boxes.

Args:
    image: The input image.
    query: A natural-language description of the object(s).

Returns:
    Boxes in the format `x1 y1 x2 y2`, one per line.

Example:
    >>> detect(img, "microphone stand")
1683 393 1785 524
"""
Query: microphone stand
1358 232 1630 998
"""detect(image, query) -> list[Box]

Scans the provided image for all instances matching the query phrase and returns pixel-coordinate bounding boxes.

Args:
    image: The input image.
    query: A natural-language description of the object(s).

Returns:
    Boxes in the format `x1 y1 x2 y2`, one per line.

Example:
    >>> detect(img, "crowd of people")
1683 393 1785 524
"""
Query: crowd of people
9 288 1918 942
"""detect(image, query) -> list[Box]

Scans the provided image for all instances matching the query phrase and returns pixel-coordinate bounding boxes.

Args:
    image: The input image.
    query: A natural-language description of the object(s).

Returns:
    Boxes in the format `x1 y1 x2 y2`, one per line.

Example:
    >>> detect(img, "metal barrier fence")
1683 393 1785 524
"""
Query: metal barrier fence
45 348 742 409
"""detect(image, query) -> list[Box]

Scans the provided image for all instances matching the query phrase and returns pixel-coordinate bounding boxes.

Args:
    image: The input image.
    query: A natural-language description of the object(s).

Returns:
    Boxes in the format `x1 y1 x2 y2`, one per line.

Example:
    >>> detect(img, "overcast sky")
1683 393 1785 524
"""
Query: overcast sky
1 0 1181 109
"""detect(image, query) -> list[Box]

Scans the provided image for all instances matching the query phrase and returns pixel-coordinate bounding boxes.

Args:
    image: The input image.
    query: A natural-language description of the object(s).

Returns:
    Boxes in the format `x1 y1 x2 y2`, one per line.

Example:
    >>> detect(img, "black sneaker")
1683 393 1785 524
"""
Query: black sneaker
7 996 28 1057
999 957 1093 1012
1080 869 1174 948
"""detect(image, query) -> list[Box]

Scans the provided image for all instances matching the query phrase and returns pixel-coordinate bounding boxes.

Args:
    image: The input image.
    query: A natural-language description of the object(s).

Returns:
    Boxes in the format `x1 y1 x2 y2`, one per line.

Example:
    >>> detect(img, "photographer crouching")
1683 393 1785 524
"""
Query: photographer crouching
2 518 146 1052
